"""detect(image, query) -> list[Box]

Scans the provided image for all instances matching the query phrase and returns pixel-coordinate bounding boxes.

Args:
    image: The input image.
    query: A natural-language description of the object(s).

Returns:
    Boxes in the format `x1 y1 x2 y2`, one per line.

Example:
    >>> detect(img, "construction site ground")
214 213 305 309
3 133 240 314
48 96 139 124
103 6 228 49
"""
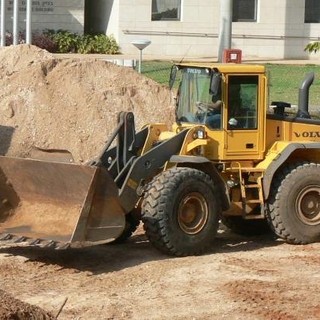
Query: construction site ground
1 227 320 320
0 45 319 319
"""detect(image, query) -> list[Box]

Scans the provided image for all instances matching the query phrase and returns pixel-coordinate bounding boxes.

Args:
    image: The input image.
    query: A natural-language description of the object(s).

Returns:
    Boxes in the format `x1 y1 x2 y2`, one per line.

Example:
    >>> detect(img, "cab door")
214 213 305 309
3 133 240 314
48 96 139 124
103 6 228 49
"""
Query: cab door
223 74 265 160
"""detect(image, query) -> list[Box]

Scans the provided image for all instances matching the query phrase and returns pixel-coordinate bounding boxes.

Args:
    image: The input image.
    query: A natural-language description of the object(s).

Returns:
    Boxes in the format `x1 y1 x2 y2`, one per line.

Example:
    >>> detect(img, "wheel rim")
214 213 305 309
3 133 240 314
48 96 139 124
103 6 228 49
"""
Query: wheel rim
178 192 209 234
295 185 320 225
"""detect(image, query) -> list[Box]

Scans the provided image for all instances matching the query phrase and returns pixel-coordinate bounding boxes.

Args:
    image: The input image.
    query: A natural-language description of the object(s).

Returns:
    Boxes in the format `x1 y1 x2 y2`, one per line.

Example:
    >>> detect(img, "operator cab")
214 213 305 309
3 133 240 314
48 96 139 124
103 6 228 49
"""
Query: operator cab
170 63 267 160
171 65 259 131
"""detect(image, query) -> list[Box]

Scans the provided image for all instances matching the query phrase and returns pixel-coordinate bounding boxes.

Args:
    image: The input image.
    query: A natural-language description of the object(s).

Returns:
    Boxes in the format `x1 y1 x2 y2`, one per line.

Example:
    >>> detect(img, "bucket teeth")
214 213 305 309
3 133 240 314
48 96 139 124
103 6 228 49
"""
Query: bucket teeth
55 242 70 250
0 233 69 250
29 239 42 246
41 240 57 248
14 236 28 243
0 233 13 241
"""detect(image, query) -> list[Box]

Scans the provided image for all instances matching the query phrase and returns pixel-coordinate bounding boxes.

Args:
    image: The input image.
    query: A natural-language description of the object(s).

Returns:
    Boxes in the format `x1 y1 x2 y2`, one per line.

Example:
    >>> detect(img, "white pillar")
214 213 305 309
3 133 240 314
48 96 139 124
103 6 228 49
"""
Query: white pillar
218 0 233 62
25 0 31 44
13 0 18 45
0 0 6 47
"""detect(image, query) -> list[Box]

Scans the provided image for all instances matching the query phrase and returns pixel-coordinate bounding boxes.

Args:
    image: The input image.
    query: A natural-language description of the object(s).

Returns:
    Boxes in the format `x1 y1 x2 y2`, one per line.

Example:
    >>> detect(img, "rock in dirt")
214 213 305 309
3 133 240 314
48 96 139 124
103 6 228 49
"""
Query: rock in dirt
0 289 54 319
0 45 175 163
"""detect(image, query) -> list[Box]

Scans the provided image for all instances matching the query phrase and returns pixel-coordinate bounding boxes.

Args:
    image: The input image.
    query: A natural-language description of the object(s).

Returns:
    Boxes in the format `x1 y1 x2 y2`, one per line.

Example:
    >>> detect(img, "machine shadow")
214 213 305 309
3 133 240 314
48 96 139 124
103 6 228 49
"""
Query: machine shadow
0 125 15 155
0 229 282 275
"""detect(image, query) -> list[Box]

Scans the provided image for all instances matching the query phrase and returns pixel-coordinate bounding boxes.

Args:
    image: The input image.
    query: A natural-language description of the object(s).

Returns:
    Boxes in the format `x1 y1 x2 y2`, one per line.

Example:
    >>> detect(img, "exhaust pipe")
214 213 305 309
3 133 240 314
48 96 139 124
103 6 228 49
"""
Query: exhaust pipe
297 72 314 119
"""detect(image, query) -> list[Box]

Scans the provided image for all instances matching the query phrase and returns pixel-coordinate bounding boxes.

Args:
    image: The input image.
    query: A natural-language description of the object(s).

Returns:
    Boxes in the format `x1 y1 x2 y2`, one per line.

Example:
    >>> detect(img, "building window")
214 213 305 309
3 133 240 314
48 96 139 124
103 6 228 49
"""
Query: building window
305 0 320 23
152 0 181 21
233 0 257 22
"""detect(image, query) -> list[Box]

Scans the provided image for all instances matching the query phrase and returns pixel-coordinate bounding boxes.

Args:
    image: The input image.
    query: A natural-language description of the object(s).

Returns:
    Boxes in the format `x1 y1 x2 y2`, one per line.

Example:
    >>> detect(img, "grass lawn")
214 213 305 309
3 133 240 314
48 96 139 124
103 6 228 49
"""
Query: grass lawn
266 64 320 107
142 61 320 107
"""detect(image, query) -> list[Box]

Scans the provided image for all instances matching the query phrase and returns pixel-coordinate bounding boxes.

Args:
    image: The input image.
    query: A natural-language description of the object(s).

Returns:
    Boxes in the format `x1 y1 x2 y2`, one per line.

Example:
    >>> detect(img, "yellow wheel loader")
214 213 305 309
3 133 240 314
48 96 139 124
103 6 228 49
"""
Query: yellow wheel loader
0 63 319 256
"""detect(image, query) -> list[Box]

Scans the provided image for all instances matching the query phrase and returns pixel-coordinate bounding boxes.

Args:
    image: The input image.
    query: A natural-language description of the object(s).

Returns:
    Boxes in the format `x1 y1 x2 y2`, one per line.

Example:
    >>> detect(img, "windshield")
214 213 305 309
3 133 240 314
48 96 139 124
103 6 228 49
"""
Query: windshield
176 67 222 129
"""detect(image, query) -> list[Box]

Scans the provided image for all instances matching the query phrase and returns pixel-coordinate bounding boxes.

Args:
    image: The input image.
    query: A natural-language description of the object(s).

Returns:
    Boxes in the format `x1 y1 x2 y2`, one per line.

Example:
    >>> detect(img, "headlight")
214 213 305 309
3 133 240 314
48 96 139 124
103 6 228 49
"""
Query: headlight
193 128 207 139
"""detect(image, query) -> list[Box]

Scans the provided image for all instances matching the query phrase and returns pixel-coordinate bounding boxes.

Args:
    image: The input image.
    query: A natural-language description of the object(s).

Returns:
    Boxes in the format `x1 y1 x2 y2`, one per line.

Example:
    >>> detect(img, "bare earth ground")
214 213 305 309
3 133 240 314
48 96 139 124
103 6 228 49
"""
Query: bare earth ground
0 226 319 320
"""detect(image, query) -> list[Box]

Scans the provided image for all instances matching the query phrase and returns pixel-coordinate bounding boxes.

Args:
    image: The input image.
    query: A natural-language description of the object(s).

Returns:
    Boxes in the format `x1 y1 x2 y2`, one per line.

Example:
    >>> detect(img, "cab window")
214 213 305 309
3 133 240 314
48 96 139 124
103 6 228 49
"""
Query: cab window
227 75 258 130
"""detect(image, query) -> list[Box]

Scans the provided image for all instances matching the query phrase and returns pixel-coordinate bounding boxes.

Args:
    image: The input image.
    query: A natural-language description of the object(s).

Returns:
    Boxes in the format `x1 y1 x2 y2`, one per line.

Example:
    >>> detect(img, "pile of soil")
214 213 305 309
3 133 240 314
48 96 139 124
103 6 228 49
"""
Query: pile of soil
0 45 175 163
0 290 54 319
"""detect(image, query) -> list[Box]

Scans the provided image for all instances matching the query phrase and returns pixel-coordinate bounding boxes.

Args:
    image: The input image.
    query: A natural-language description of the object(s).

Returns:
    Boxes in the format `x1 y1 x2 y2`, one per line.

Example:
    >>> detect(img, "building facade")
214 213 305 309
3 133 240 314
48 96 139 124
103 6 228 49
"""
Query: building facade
101 0 320 60
3 0 84 34
2 0 320 60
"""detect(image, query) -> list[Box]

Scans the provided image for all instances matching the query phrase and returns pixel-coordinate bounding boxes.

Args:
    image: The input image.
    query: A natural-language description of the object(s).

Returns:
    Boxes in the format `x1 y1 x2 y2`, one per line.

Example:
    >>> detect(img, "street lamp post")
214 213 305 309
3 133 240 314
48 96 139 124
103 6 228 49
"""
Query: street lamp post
218 0 233 62
26 0 32 44
131 39 151 73
0 0 6 47
13 0 19 45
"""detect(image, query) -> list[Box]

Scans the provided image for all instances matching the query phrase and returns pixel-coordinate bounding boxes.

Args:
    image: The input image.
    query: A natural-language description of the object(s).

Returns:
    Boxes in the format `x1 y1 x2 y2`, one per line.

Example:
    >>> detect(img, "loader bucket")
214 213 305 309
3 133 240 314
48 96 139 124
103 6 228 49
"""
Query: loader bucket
0 156 125 248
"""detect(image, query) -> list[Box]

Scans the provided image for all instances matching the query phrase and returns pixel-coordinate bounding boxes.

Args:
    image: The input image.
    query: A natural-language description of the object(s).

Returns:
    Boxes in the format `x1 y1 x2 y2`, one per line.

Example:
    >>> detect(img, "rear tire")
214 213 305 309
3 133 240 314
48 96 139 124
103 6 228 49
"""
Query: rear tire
141 167 221 256
266 162 320 244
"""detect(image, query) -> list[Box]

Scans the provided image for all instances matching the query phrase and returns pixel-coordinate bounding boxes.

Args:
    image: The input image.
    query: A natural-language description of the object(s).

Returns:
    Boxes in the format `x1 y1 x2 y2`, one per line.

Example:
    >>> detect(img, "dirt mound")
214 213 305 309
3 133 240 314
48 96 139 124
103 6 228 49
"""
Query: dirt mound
0 45 174 163
0 290 54 319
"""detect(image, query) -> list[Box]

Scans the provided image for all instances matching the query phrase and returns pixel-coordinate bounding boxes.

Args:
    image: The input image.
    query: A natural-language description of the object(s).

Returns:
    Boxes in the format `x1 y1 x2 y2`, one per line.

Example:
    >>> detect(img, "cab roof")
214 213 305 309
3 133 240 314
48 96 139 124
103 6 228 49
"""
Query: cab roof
176 62 266 74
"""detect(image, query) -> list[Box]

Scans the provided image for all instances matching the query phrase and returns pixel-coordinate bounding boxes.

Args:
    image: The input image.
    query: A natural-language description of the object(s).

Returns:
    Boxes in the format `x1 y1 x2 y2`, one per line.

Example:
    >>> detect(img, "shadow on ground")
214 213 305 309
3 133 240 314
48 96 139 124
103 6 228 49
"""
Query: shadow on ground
0 229 282 275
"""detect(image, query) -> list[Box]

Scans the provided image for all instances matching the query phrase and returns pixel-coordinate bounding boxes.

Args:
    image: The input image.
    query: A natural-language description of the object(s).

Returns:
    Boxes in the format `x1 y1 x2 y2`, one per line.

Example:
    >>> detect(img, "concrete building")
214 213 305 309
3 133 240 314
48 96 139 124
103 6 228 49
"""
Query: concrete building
97 0 320 59
2 0 320 60
87 0 320 60
3 0 84 34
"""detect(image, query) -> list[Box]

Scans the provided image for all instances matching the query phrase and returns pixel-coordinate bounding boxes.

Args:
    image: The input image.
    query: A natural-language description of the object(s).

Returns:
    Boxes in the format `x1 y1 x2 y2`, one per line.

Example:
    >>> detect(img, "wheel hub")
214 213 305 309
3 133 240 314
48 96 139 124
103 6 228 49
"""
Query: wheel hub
296 186 320 225
178 192 208 234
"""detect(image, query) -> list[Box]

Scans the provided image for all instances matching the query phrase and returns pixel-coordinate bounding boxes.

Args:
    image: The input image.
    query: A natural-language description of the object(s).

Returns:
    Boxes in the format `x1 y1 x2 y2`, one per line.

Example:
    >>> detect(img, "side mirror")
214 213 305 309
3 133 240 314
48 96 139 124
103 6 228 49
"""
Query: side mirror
210 72 222 97
169 65 178 89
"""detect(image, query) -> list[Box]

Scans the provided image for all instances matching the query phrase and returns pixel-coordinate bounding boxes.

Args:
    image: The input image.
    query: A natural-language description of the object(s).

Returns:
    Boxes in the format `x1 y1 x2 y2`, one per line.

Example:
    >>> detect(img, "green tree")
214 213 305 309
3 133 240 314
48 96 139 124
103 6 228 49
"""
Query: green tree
305 41 320 54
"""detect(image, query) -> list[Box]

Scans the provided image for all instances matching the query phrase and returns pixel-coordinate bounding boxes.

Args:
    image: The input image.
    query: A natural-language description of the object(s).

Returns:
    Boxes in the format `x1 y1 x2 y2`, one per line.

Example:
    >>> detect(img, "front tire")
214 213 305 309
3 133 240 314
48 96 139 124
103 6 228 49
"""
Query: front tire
141 167 221 256
266 162 320 244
